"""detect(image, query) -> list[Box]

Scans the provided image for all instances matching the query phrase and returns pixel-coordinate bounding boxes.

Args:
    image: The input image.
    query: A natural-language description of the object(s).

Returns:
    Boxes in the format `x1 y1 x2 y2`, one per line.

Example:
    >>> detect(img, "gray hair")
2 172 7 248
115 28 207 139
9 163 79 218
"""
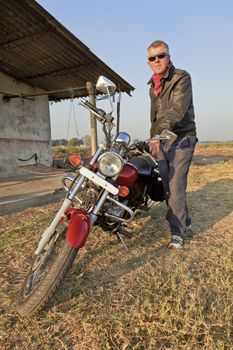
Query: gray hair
147 40 169 54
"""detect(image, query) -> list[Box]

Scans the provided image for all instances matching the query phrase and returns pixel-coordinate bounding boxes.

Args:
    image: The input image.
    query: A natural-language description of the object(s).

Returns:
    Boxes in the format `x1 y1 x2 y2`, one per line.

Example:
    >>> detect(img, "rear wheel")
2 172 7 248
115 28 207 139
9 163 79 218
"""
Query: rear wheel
16 221 78 317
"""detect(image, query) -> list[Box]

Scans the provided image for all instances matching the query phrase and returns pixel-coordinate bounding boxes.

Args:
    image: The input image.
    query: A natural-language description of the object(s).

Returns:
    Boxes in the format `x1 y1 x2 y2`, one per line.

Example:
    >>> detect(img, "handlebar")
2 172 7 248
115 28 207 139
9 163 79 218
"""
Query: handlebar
80 98 115 126
134 141 150 153
80 98 106 118
130 130 177 154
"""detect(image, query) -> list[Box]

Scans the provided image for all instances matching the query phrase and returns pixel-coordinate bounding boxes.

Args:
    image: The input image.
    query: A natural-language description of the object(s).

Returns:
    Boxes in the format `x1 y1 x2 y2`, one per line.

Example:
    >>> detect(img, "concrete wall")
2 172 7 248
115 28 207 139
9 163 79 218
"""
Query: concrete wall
0 72 52 175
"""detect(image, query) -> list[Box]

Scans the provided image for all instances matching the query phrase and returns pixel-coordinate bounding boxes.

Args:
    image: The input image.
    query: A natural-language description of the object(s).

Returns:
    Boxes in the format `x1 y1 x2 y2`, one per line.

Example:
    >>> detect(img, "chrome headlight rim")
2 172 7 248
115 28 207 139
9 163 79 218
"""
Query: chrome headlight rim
97 152 124 177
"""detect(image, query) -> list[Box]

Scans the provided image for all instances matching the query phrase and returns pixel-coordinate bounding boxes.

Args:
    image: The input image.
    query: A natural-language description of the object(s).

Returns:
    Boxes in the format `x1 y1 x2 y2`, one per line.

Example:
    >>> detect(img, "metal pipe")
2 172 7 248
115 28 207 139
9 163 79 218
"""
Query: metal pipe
104 195 134 222
88 144 105 165
67 175 85 201
116 92 121 135
90 190 110 221
1 86 87 99
35 174 86 255
35 198 72 255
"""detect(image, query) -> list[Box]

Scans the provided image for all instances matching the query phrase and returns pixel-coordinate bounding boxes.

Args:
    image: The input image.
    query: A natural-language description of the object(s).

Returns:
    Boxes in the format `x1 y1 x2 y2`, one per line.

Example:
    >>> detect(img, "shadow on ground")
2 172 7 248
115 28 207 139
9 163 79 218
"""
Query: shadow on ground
46 177 233 311
193 154 233 166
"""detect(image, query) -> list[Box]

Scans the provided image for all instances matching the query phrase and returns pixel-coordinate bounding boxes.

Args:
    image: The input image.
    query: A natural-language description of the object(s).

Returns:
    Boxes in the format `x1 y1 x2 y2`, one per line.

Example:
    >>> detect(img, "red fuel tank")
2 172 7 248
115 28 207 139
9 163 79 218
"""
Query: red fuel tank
116 163 138 186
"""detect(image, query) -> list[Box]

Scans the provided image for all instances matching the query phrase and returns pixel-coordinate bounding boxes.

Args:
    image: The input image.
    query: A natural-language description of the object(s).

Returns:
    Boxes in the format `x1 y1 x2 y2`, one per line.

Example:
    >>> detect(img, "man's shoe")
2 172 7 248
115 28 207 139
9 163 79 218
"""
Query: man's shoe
182 224 193 240
168 235 184 249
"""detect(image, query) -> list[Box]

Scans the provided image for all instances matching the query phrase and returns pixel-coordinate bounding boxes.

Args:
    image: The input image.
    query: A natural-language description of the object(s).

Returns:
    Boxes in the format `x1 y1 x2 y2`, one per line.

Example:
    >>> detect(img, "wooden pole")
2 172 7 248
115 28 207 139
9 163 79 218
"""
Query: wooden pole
86 82 97 154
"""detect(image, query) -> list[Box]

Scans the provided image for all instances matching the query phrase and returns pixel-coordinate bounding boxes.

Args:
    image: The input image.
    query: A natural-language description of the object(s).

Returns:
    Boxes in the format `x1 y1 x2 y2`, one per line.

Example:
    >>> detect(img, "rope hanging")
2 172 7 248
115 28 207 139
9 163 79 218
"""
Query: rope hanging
66 89 79 140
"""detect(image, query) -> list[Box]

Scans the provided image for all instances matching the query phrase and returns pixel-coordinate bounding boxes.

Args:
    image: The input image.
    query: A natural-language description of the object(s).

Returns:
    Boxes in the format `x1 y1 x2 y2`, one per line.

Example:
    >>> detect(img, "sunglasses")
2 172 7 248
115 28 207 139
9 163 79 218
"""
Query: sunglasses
148 52 167 62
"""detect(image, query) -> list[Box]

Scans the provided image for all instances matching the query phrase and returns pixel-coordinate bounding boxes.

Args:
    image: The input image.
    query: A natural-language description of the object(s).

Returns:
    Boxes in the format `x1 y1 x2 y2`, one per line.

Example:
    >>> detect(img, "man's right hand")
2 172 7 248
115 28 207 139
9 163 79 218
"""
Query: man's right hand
148 140 160 157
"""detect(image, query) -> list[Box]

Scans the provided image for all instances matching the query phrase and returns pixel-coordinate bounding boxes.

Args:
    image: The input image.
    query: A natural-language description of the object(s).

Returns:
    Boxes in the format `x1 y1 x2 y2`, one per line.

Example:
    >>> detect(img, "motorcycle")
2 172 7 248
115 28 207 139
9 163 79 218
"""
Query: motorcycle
16 76 173 316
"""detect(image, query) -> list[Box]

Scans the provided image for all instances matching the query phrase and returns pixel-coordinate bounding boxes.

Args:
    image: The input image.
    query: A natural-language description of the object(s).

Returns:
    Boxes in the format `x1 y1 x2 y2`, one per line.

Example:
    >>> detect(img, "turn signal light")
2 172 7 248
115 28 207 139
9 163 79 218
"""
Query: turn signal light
69 154 82 167
119 185 129 197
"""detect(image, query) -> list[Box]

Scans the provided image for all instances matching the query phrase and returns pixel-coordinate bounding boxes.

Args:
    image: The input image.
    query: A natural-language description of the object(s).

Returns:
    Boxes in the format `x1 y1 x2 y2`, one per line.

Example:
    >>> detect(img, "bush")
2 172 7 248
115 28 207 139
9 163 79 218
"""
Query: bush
52 144 91 160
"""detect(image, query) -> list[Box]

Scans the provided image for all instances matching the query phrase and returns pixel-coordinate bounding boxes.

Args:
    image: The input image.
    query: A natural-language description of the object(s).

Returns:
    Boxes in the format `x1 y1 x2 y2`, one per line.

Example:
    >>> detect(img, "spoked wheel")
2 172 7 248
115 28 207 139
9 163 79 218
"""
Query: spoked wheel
16 220 78 317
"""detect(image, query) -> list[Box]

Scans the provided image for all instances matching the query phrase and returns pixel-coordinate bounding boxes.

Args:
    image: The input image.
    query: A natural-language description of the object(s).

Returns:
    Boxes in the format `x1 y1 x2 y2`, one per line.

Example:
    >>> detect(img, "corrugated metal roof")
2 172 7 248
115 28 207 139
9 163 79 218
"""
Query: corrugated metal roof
0 0 134 101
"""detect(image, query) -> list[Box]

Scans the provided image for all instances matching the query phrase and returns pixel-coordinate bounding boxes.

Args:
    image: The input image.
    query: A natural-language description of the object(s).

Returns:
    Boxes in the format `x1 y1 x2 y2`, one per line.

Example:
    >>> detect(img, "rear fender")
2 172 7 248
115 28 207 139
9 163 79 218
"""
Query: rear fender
65 208 90 249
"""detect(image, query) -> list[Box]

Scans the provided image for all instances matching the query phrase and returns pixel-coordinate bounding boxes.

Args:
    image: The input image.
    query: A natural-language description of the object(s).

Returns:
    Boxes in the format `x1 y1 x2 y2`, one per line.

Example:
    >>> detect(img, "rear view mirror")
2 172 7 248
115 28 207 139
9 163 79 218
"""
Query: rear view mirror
96 76 116 96
115 132 131 146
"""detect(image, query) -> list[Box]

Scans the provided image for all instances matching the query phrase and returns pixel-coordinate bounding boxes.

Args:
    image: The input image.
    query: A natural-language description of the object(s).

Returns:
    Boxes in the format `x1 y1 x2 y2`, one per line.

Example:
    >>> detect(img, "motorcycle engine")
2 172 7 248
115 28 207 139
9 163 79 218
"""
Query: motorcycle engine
74 182 100 210
107 201 127 218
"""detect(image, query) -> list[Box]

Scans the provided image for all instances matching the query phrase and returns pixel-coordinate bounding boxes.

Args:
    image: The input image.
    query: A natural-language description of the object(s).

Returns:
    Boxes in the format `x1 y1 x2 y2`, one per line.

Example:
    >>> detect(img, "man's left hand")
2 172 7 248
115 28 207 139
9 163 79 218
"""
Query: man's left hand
148 140 160 157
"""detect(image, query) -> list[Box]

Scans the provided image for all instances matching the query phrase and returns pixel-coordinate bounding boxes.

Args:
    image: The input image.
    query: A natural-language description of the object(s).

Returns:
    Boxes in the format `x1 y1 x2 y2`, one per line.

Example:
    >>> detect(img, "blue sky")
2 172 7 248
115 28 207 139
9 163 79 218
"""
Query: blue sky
37 0 233 141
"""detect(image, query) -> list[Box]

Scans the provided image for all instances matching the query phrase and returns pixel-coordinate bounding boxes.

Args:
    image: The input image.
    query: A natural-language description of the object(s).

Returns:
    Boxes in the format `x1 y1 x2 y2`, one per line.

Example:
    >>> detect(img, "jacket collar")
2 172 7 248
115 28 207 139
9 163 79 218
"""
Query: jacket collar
147 62 175 85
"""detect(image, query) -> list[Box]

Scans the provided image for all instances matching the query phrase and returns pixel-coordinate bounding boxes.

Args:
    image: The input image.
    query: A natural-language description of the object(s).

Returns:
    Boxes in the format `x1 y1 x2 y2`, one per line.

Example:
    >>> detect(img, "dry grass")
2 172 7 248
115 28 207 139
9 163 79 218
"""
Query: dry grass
0 145 233 350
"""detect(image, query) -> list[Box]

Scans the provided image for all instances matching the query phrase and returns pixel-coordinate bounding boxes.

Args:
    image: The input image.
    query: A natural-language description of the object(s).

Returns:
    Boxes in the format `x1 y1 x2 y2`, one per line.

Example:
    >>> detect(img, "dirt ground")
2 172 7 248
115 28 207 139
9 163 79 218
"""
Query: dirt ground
0 144 233 350
193 143 233 166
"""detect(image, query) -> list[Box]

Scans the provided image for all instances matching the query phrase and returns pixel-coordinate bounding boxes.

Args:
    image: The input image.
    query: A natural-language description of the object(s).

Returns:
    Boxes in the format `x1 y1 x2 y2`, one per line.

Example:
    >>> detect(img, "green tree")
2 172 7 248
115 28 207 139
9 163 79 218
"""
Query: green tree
67 138 80 147
82 135 91 147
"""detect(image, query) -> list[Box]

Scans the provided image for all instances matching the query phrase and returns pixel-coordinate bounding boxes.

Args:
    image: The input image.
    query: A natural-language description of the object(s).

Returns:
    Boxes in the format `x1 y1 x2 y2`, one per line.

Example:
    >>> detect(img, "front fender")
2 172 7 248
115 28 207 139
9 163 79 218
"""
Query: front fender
65 208 90 249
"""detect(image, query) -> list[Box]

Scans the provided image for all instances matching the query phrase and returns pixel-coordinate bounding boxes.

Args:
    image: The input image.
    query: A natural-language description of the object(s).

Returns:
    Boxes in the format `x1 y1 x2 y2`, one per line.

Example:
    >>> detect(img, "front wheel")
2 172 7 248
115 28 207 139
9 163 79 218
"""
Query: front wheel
16 221 78 317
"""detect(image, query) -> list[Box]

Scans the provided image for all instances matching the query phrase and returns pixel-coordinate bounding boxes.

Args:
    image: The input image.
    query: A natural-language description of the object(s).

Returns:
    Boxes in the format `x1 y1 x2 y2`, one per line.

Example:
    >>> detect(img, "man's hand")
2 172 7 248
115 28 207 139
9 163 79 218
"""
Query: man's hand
148 140 160 157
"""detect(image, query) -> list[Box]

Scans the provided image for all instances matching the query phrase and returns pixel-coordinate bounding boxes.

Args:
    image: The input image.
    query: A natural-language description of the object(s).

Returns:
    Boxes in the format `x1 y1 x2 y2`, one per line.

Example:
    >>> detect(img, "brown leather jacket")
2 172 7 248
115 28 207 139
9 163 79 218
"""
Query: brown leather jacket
149 64 196 138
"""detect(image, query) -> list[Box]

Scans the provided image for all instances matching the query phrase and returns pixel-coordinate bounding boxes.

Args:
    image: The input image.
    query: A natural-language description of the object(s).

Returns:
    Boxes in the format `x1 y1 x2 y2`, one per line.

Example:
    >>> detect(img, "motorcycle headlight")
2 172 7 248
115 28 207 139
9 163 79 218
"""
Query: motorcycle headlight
97 152 123 177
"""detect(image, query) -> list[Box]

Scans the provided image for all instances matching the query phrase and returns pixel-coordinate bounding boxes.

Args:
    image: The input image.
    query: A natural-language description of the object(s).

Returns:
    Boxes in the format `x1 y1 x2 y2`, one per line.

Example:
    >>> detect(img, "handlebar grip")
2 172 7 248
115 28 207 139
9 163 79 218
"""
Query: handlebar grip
83 100 106 118
142 142 150 153
83 100 99 113
136 141 150 153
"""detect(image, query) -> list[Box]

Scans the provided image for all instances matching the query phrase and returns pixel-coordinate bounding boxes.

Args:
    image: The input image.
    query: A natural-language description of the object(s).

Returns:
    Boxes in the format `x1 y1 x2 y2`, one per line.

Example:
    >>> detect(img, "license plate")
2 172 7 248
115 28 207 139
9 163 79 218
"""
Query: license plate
79 167 119 195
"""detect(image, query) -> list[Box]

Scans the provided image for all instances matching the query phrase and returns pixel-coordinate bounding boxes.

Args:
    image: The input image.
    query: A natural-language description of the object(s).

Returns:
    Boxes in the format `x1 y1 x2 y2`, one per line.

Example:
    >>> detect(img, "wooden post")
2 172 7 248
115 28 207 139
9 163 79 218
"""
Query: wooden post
86 82 97 154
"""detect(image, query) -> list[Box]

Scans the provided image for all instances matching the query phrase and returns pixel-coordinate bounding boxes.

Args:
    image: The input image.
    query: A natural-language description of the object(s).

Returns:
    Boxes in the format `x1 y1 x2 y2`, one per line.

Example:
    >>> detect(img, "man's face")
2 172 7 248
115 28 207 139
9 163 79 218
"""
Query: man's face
147 45 170 74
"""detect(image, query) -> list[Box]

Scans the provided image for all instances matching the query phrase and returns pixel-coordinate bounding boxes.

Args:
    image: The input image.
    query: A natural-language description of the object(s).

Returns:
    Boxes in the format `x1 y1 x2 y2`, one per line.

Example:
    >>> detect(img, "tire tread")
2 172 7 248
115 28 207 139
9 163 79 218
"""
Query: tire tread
17 241 78 317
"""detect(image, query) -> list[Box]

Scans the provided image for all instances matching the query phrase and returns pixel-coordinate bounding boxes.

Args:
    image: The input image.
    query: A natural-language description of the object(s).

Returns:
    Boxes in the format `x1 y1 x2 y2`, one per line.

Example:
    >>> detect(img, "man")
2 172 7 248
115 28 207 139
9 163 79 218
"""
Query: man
147 40 198 248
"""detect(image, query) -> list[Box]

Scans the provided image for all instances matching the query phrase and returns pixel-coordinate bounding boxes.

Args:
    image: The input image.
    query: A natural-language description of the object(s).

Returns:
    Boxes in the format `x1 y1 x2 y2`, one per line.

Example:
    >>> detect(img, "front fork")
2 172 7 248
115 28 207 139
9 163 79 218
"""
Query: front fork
65 189 110 249
35 145 105 255
35 176 85 255
35 185 111 256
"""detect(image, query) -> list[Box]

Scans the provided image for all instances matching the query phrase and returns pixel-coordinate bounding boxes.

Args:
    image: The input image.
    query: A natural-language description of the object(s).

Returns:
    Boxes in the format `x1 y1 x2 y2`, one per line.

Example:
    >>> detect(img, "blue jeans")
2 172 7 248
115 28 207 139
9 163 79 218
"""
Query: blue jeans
157 135 198 237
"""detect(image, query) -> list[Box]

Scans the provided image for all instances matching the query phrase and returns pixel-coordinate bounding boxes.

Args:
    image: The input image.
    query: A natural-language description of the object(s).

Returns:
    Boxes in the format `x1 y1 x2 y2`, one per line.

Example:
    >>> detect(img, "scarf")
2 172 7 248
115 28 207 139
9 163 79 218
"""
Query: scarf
152 73 164 96
152 62 172 96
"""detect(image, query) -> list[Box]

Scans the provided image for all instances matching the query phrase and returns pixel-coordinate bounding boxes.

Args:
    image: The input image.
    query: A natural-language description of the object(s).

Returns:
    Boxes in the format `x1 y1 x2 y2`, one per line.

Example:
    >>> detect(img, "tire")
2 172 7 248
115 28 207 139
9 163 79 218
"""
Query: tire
16 221 78 317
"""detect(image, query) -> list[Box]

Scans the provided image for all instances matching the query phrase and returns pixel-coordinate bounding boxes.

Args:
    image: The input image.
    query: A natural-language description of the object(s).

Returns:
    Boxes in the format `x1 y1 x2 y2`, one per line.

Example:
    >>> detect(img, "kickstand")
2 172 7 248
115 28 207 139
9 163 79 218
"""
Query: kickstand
116 232 129 252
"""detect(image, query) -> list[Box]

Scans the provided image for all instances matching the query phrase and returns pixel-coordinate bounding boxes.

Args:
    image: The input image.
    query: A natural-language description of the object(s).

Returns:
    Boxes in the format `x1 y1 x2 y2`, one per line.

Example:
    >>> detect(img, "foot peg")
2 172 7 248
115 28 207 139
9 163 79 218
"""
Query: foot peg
117 227 133 239
140 205 150 211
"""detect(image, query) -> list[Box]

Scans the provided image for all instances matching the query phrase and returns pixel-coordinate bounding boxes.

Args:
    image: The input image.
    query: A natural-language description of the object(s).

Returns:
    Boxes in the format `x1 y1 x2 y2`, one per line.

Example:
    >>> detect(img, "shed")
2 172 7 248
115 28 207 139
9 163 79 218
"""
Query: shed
0 0 134 174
